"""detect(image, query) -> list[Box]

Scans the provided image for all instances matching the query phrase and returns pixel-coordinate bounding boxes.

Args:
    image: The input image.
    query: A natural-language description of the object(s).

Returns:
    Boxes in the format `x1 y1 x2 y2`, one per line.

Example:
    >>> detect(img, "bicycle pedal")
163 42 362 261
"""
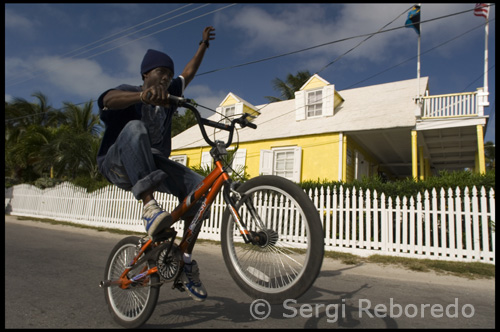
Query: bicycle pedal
153 228 177 243
172 281 185 292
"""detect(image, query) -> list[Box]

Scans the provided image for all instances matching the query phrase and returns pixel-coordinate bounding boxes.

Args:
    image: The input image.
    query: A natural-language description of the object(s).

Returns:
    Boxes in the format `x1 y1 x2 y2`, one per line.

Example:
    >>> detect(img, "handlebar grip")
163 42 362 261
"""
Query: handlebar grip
246 122 257 129
143 92 185 106
167 94 185 105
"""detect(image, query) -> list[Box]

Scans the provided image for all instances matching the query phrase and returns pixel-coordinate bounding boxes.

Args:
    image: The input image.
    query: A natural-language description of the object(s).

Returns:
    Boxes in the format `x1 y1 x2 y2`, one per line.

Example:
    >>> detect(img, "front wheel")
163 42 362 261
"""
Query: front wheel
103 236 160 328
221 175 324 304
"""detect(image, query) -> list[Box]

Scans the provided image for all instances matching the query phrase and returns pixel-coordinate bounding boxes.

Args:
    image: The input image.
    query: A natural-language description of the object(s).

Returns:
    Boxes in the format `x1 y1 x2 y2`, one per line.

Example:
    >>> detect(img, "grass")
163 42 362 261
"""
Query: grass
324 251 495 280
10 215 495 280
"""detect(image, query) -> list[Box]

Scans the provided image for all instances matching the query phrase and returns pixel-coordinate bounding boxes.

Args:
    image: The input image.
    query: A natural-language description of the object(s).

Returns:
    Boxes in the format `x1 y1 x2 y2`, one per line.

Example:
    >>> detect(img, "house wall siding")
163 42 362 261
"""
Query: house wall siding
171 132 343 182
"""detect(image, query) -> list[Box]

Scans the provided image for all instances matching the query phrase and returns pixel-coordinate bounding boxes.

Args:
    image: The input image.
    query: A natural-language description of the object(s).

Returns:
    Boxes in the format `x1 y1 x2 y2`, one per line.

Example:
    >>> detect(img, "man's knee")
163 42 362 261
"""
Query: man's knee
123 120 147 134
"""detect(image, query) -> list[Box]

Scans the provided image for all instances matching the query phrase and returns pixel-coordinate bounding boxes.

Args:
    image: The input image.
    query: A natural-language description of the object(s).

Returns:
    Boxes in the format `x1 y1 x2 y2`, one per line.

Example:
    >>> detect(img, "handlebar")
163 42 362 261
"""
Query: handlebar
167 94 257 148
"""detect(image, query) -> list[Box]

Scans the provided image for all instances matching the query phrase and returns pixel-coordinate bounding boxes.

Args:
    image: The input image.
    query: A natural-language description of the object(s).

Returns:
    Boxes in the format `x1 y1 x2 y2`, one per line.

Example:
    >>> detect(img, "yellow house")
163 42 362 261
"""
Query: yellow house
170 74 489 183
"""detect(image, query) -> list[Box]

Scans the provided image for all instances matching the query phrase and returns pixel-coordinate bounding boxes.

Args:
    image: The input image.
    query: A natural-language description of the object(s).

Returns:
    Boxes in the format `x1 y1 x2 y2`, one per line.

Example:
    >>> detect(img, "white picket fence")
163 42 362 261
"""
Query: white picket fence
5 182 495 264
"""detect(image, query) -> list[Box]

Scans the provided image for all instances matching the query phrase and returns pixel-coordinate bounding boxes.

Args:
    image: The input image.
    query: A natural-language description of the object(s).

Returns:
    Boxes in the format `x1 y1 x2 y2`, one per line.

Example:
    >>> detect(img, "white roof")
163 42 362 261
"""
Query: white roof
172 77 429 150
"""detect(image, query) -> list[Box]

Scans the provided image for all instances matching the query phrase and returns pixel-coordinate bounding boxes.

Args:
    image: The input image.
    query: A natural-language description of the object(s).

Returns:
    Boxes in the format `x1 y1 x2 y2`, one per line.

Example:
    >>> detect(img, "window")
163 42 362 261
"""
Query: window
223 106 235 125
170 155 187 166
294 85 335 121
306 90 322 118
259 147 302 182
274 150 295 179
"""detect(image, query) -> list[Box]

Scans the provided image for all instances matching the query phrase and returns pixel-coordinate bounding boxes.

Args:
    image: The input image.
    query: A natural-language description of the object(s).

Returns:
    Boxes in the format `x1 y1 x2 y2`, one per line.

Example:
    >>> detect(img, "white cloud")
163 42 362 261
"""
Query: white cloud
31 55 137 101
219 4 488 67
222 4 411 61
5 8 37 31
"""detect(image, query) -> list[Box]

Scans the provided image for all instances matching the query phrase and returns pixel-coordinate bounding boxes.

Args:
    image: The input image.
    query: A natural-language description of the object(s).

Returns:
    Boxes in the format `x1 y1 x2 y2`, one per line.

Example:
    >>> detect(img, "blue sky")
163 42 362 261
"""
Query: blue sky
5 3 495 143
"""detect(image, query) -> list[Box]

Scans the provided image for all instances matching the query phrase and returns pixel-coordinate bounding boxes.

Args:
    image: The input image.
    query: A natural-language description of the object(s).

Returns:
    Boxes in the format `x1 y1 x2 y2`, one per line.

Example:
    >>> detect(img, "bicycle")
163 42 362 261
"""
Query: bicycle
99 95 324 328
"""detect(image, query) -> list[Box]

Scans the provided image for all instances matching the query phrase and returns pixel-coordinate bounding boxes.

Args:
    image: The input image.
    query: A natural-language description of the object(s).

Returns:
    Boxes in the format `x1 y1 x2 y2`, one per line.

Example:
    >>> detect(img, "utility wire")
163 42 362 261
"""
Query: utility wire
6 4 236 88
5 8 494 124
345 19 494 89
5 4 196 86
315 6 413 75
62 4 196 59
196 6 486 77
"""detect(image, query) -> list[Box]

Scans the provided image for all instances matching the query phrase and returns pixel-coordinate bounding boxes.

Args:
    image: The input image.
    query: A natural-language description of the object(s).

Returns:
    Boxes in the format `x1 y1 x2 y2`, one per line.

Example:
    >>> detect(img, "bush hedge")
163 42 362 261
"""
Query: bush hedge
299 170 495 200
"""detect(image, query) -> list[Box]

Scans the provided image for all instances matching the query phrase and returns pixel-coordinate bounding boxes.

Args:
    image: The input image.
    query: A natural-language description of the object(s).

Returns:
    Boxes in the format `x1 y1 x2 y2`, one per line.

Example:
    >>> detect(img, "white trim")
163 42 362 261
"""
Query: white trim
338 133 343 181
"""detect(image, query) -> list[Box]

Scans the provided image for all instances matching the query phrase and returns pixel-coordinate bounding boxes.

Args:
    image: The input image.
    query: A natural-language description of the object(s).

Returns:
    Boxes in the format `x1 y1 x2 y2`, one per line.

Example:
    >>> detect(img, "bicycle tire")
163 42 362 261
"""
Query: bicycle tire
221 175 324 304
103 236 160 328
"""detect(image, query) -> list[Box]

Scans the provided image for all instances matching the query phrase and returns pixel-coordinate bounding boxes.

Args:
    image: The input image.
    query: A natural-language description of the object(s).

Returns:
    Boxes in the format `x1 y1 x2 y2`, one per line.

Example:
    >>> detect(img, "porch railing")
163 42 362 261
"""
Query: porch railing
421 91 479 119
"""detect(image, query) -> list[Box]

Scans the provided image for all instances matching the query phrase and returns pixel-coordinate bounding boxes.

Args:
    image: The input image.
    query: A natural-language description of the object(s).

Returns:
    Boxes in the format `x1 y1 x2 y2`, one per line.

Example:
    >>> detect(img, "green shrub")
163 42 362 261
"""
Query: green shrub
32 177 63 189
300 170 495 200
70 175 110 193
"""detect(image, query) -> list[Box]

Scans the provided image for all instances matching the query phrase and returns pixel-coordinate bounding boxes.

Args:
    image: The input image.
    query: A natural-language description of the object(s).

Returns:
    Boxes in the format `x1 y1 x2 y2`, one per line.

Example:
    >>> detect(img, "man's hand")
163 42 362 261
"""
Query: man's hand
202 26 216 44
141 85 170 107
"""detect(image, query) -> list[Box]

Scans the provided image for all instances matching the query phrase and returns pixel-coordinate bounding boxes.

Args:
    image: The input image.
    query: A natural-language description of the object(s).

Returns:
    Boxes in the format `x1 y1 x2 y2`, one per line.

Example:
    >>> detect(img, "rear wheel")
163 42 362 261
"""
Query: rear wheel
221 175 324 304
103 236 160 328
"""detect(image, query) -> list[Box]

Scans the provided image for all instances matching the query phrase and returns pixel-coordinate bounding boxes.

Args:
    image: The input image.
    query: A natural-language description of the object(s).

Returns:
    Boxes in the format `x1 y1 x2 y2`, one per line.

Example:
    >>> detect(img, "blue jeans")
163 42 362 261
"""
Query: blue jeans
98 120 204 217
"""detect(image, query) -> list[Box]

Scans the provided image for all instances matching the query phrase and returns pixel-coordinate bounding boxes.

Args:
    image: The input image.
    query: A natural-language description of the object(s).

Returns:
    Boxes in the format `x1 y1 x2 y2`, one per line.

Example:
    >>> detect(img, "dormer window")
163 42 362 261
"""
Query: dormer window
306 89 323 118
294 74 344 122
216 93 260 127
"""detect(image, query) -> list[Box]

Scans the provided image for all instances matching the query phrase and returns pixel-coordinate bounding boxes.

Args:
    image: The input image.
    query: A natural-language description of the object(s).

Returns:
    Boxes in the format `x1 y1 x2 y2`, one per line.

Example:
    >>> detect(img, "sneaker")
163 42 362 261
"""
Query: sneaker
142 200 172 237
180 260 207 302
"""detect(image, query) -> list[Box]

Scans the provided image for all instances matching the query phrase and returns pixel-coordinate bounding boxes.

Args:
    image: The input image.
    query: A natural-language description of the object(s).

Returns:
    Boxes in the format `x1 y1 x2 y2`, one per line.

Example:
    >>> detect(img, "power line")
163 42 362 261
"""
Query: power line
461 64 496 92
6 4 236 88
345 19 494 89
5 4 196 86
5 7 494 125
62 4 196 59
196 6 486 77
315 6 413 75
84 4 236 60
210 19 496 140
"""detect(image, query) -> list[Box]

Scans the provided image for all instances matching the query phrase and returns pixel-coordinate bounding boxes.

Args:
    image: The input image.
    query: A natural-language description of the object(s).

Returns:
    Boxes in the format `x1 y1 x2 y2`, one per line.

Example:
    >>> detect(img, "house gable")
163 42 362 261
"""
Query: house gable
300 74 330 90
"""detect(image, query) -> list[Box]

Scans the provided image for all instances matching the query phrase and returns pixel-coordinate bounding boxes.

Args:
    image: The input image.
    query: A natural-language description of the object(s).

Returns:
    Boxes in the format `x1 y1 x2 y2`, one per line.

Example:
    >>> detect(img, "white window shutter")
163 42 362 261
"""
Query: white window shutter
232 148 246 174
235 102 244 115
323 85 335 117
292 146 302 183
201 151 213 170
216 107 223 123
294 90 306 121
259 150 273 175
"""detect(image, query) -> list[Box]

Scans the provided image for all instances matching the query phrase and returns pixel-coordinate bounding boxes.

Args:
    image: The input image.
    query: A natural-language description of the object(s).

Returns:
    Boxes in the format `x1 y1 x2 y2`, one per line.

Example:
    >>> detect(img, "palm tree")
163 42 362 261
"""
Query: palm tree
61 100 102 135
264 70 312 102
5 92 60 180
55 101 103 178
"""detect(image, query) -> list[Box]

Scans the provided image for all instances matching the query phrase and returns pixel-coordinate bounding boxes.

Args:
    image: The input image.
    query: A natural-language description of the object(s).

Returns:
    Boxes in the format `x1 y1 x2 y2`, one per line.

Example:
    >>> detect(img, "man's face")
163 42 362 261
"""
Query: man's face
143 67 173 89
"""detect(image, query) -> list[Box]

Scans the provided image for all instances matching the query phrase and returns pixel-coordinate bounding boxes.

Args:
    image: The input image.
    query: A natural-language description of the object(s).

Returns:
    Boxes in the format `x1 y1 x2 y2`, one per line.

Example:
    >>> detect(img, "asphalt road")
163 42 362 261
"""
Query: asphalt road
5 215 495 329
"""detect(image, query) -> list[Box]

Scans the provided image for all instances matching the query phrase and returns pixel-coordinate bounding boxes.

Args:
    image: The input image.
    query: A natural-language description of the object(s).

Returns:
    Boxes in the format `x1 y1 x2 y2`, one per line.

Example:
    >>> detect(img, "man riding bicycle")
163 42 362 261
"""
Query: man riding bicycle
96 26 216 302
